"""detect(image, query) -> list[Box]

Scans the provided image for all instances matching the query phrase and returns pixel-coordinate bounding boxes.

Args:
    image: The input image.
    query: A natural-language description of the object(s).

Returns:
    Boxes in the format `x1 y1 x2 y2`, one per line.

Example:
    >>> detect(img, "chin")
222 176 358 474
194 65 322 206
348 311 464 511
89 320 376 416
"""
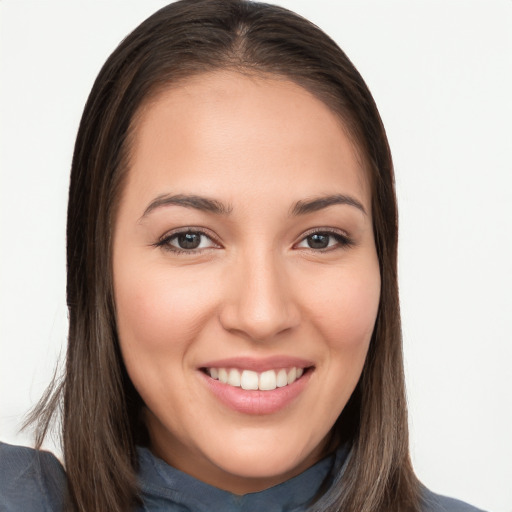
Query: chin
207 431 326 482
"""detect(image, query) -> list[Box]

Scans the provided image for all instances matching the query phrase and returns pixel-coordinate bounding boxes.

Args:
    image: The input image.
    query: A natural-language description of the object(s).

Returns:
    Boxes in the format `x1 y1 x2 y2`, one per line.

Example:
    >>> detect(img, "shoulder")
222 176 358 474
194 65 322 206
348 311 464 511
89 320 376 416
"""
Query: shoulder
421 486 487 512
0 441 67 512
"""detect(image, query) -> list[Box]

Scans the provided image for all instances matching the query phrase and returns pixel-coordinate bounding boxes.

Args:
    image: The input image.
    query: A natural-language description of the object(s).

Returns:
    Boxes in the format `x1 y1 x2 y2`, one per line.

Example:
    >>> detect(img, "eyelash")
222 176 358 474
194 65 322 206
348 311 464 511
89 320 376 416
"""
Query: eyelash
154 227 354 255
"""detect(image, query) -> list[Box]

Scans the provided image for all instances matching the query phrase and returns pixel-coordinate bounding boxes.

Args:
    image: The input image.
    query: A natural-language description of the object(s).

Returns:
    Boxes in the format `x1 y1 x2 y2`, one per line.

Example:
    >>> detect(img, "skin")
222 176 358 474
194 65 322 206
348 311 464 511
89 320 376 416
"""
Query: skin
113 71 381 494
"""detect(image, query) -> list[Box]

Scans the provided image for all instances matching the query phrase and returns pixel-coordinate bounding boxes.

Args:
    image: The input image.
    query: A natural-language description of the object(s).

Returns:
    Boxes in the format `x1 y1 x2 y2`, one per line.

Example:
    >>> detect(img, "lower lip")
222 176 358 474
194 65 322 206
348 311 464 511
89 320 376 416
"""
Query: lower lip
200 369 312 415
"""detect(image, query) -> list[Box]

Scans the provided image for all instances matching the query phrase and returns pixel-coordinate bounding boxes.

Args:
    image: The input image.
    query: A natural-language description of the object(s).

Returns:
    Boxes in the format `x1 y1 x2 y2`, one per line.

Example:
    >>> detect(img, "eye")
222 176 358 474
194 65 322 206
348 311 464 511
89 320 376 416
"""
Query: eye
295 230 352 251
155 229 219 253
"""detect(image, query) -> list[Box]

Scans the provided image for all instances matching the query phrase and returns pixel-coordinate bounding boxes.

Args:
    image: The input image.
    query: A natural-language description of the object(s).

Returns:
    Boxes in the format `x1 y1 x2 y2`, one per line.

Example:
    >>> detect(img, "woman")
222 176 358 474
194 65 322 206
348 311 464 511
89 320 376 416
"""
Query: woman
0 1 487 511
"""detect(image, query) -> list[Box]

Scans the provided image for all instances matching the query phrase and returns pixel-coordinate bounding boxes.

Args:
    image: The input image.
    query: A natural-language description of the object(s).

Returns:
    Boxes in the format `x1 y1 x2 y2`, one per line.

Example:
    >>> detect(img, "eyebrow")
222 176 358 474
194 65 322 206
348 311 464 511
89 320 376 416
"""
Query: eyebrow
140 193 233 219
140 192 366 220
290 194 367 216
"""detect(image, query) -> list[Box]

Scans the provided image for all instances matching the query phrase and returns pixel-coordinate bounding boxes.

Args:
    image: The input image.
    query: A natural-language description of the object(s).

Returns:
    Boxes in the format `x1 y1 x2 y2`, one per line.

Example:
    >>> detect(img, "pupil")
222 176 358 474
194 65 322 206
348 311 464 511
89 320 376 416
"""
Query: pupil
308 233 329 249
178 232 201 249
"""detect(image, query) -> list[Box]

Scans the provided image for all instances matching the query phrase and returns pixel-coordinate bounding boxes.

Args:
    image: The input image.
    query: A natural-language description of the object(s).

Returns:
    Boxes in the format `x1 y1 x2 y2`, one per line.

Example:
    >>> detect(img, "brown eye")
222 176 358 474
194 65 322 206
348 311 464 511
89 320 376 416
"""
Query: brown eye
306 233 330 249
296 230 353 251
155 229 218 253
173 232 202 249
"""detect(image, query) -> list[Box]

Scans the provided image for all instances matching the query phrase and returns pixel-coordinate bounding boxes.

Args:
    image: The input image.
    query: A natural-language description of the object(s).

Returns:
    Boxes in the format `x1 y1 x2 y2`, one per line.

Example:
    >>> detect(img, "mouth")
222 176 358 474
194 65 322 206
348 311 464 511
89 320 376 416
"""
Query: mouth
201 366 309 391
198 360 314 415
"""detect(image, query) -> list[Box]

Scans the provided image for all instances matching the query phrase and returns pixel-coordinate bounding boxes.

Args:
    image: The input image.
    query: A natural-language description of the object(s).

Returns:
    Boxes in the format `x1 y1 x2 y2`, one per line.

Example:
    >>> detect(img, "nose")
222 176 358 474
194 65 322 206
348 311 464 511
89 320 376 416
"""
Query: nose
219 251 300 342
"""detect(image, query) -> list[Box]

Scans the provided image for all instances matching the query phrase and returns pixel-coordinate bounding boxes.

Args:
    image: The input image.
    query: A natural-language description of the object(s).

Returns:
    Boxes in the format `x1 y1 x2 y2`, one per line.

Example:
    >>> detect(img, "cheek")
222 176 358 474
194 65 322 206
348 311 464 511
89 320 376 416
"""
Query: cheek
305 262 381 352
311 263 380 414
339 274 380 344
114 263 218 360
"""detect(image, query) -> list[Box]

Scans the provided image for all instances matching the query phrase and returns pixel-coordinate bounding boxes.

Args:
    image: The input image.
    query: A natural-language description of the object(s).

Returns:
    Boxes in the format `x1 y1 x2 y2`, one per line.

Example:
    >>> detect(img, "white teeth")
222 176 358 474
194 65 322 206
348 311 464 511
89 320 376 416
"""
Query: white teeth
287 367 297 385
241 370 259 390
207 366 307 391
276 369 288 388
228 368 241 387
218 368 228 384
259 370 277 391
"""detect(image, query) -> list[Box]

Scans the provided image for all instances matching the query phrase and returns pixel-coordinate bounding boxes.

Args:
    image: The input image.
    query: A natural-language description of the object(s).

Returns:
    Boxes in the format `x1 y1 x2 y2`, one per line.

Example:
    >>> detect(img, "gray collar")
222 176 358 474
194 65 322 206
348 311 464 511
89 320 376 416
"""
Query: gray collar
136 443 349 511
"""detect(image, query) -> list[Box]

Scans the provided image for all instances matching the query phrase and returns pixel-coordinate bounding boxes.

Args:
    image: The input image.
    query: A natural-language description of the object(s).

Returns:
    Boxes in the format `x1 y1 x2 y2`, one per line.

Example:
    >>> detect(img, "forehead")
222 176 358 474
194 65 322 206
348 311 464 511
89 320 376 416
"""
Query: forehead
124 71 370 212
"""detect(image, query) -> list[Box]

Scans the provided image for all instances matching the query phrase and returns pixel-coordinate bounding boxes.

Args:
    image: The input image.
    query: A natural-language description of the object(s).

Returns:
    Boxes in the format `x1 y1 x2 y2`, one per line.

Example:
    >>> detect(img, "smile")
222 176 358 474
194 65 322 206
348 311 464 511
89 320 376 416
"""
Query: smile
200 361 314 415
205 367 305 391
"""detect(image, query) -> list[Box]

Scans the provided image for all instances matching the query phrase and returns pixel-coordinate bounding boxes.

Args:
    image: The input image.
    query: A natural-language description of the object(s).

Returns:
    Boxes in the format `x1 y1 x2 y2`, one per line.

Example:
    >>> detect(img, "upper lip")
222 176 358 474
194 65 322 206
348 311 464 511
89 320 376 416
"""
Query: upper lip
199 356 314 373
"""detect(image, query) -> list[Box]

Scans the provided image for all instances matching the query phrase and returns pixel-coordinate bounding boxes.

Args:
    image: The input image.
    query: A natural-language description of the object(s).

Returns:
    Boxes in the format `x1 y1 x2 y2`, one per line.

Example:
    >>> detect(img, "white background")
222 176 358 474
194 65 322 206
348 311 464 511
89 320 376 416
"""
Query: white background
1 1 511 511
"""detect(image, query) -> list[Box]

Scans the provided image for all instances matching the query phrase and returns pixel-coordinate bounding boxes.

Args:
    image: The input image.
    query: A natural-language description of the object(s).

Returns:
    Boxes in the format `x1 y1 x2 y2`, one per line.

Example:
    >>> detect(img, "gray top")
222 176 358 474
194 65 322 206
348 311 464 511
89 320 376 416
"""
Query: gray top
0 441 485 511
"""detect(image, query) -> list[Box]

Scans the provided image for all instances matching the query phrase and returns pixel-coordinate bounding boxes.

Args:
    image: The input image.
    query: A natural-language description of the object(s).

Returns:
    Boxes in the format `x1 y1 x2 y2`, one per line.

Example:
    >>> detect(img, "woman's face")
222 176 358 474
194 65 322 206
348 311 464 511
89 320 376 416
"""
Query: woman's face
113 71 380 494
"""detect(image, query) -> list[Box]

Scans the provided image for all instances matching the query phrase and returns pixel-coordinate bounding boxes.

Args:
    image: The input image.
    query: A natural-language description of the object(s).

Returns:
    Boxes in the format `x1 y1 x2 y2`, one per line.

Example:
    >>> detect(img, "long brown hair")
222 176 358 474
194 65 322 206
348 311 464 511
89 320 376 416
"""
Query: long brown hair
28 1 420 510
